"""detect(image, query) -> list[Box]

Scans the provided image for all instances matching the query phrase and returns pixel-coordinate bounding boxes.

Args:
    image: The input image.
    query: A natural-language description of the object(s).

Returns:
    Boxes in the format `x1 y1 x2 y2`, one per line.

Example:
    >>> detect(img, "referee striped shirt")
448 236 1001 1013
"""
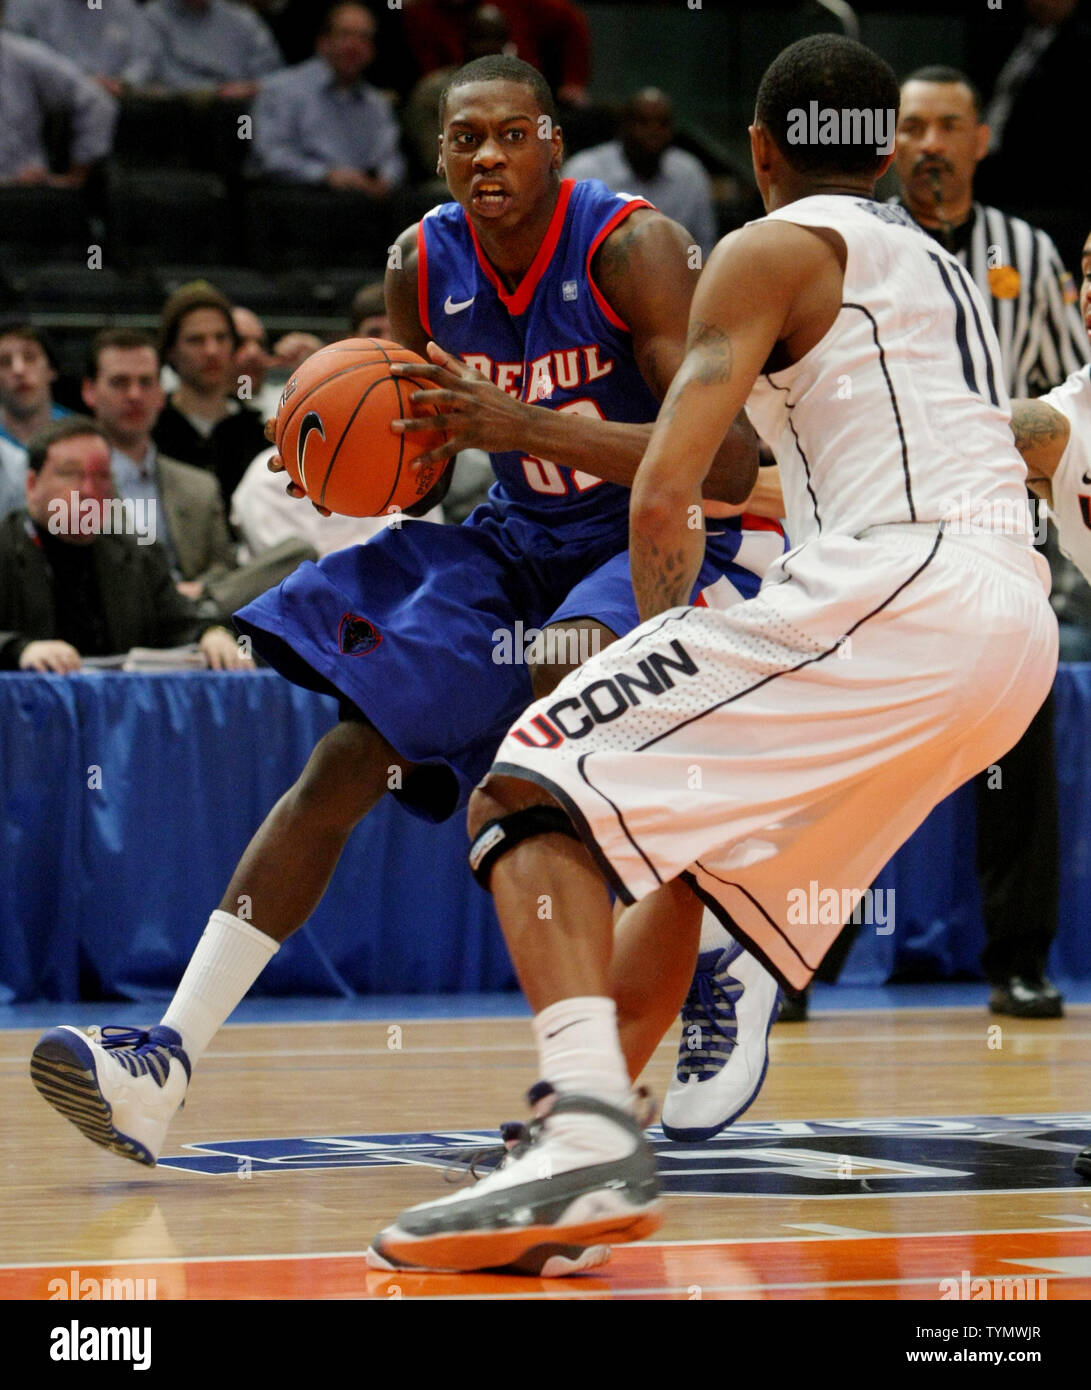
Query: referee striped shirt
892 198 1090 397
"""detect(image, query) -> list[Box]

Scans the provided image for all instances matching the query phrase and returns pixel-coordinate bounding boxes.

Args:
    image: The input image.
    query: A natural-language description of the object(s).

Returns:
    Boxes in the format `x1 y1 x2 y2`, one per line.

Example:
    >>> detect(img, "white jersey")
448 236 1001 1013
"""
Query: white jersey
1039 365 1091 585
746 196 1032 550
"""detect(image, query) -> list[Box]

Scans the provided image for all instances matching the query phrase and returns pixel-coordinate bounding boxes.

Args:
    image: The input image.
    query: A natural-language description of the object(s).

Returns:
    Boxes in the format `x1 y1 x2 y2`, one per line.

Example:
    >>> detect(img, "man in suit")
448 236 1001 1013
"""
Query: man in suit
83 328 314 622
0 418 247 672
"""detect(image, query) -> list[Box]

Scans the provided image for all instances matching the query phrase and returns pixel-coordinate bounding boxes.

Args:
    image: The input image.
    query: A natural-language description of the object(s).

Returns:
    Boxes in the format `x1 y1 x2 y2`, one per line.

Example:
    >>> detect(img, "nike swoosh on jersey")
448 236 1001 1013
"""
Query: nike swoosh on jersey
444 295 475 314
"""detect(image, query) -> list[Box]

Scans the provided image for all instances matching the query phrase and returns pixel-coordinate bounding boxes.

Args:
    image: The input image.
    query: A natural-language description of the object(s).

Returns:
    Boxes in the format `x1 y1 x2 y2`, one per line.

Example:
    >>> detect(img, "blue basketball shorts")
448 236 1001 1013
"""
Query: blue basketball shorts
234 501 780 821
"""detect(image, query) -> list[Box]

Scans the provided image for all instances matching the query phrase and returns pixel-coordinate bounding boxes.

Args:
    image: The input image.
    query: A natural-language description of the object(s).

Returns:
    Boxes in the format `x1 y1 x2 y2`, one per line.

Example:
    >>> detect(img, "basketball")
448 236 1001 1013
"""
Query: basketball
274 338 450 517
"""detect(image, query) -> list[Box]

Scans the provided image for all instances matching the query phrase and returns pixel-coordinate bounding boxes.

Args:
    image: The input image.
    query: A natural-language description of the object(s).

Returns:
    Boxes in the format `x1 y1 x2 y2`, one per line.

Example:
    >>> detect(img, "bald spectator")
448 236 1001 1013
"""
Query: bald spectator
0 30 117 184
232 305 321 420
253 2 404 192
564 89 716 256
3 0 157 95
143 0 284 99
0 418 248 672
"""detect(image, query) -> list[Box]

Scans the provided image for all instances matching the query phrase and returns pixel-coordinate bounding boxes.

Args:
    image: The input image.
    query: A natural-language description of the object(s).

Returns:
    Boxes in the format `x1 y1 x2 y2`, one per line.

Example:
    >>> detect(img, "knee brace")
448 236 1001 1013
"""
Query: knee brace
468 804 581 891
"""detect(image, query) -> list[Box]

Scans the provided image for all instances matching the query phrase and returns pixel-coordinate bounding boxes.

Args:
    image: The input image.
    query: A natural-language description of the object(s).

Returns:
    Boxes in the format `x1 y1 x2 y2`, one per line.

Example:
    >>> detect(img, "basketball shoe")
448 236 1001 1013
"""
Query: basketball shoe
368 1087 661 1273
30 1025 190 1166
660 942 781 1142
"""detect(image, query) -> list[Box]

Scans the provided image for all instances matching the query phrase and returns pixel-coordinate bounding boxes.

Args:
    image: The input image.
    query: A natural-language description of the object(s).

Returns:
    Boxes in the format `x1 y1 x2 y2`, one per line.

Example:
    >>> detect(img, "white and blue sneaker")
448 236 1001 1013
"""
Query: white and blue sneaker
30 1024 190 1166
661 944 781 1142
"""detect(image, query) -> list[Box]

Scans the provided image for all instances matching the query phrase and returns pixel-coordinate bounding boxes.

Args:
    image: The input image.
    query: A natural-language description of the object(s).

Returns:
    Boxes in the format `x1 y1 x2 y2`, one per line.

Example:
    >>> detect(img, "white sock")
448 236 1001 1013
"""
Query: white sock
533 996 630 1104
529 997 633 1167
699 910 735 953
160 911 279 1064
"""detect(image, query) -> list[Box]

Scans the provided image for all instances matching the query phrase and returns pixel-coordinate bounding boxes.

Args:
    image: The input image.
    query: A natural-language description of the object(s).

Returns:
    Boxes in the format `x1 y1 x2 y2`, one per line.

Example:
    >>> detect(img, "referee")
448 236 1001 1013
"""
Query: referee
891 65 1089 1018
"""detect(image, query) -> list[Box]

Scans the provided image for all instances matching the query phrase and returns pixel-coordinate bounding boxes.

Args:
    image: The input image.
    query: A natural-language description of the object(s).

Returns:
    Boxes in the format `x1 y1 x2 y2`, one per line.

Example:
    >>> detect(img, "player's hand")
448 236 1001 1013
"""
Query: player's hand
200 626 254 671
18 640 82 673
265 449 332 516
389 341 531 470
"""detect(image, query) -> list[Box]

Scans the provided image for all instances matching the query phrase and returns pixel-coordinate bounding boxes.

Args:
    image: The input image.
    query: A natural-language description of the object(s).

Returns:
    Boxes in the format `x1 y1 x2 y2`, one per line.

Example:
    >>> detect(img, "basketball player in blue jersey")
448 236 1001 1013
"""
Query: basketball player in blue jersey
29 55 781 1242
369 34 1057 1273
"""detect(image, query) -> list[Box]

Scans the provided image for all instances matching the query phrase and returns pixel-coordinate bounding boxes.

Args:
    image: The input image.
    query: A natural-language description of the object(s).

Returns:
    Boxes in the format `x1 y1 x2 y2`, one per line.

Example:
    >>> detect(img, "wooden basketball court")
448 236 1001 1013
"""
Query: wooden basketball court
2 1006 1089 1302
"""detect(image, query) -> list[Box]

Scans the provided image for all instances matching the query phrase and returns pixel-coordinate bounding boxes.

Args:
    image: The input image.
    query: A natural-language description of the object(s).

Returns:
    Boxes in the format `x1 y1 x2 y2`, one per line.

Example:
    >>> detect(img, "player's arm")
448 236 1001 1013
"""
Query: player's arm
390 211 757 503
385 224 433 359
630 222 815 622
1010 397 1070 505
594 210 758 504
384 224 455 513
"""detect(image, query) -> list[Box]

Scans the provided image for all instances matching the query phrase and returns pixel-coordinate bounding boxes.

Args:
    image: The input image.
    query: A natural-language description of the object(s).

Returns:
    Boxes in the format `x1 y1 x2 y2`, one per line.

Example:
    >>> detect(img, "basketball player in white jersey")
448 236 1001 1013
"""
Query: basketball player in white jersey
667 227 1091 1148
368 34 1058 1273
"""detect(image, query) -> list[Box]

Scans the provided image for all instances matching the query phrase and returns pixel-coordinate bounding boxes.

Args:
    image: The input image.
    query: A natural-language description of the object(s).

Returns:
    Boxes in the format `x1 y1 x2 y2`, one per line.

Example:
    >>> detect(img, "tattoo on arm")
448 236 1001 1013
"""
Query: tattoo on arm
631 534 692 615
687 320 734 385
594 214 645 287
1011 400 1066 457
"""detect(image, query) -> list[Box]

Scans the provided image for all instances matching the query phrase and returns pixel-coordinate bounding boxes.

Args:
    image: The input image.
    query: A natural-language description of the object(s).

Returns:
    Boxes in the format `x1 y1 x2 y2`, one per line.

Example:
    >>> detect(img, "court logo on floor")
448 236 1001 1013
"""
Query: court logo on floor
158 1112 1091 1196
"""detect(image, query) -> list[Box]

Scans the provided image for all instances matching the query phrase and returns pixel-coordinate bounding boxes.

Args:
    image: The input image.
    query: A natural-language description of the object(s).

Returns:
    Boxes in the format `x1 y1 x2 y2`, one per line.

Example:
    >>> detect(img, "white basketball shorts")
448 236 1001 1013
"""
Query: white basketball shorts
489 524 1058 991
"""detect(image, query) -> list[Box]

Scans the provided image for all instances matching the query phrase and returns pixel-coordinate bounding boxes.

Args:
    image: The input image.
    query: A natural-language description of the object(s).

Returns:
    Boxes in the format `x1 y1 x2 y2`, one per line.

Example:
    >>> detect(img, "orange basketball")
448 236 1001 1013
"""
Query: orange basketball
274 338 450 517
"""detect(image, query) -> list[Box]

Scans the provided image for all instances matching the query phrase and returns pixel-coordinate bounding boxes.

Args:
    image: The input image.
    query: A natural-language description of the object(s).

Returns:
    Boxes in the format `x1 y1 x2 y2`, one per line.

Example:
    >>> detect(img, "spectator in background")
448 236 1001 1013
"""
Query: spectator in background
402 0 590 105
153 282 268 508
84 329 314 621
253 3 404 194
242 0 415 90
0 322 73 518
233 306 323 422
3 0 157 95
349 281 390 339
564 89 717 258
143 0 283 99
0 29 118 184
402 5 511 179
0 418 247 672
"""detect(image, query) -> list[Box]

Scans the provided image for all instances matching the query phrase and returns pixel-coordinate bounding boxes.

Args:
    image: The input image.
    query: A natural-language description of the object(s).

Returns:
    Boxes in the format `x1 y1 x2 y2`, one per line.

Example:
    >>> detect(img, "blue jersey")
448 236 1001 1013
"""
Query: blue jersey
418 178 662 529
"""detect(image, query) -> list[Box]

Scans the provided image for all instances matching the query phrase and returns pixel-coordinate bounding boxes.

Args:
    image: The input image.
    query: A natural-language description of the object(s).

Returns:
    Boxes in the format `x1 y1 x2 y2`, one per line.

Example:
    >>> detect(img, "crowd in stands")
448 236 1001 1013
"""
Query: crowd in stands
0 0 1088 679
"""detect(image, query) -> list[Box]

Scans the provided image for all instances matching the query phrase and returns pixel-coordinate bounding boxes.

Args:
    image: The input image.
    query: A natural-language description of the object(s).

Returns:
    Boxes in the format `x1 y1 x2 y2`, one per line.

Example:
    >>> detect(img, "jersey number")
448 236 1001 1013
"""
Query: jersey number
520 399 607 495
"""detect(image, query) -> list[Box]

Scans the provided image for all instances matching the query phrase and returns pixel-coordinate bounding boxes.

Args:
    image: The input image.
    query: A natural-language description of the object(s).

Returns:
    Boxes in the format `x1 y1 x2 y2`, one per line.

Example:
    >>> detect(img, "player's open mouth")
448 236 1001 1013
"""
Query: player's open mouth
472 183 512 214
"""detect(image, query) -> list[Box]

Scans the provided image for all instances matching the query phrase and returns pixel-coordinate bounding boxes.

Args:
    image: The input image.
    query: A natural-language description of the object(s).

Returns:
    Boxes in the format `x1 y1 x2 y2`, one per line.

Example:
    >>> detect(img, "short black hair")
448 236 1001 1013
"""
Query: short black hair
755 34 900 176
0 317 60 372
902 65 983 122
26 417 107 475
439 54 558 128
